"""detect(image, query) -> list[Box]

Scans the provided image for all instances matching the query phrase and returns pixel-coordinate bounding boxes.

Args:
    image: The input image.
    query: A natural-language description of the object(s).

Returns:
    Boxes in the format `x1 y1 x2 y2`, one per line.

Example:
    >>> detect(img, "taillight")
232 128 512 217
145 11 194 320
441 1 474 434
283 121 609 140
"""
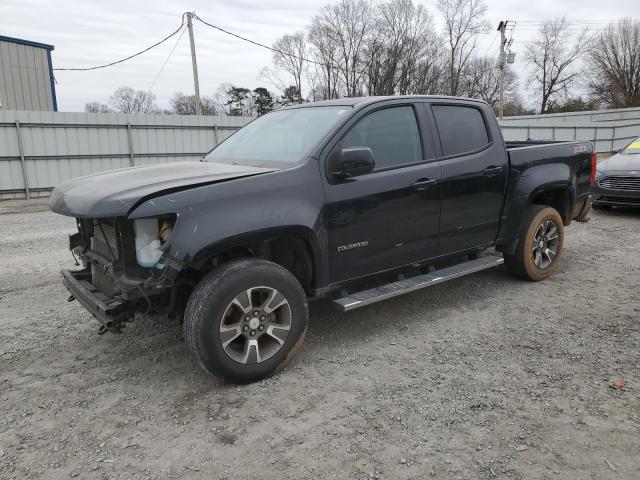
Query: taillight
589 152 597 185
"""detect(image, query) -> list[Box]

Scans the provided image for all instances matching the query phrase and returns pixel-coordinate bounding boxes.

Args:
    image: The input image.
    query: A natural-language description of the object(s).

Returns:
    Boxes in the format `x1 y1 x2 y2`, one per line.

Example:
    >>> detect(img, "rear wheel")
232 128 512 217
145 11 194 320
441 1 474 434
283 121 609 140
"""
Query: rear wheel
504 205 564 281
183 258 308 383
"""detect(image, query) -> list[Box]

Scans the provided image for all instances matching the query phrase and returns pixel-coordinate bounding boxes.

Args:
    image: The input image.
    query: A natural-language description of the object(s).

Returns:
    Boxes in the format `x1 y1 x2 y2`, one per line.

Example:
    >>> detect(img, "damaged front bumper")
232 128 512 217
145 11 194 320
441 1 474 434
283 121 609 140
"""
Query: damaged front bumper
62 216 185 332
62 269 133 332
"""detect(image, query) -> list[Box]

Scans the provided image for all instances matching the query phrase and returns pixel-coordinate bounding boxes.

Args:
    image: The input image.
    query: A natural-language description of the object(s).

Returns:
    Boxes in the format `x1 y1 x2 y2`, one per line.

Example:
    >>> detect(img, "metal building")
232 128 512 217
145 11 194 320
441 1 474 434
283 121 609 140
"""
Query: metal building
0 35 57 111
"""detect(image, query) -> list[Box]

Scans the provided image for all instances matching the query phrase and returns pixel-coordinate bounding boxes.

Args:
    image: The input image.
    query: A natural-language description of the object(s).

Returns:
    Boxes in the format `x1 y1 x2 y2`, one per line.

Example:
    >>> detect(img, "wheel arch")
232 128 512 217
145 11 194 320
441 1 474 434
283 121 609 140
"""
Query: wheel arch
497 168 574 256
187 226 323 292
528 184 573 225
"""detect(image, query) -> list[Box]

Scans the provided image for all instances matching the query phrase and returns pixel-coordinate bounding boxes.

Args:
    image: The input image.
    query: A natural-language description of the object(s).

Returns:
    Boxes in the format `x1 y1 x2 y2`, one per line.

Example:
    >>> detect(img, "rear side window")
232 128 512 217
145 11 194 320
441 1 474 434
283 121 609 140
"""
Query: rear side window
432 105 490 156
341 106 423 170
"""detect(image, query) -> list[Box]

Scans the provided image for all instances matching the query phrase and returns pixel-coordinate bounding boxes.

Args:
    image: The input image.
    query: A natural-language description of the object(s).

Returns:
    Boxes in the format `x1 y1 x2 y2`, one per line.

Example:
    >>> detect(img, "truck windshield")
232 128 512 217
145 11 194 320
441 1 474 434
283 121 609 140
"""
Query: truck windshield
205 106 351 167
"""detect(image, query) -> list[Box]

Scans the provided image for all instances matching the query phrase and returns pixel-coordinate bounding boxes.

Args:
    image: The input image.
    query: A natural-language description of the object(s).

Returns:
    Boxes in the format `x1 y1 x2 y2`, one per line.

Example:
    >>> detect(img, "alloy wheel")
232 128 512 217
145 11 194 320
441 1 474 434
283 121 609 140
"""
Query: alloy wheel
219 287 292 364
531 219 559 269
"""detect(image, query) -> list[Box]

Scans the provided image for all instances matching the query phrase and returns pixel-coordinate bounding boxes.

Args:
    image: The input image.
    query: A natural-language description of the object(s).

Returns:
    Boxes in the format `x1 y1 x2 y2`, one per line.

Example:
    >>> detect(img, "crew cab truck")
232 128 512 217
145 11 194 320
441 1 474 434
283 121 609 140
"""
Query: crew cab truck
50 96 595 383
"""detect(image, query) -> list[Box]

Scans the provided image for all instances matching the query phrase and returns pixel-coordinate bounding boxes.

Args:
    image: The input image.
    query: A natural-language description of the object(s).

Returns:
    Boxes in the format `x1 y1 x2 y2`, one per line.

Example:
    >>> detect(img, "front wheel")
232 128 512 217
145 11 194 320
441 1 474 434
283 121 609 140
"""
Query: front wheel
183 258 308 383
504 205 564 281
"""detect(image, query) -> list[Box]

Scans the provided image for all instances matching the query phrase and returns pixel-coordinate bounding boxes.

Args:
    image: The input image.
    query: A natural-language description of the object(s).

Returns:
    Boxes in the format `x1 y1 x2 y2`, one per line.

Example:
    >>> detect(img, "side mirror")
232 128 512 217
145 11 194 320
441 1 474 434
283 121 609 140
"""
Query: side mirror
331 147 375 179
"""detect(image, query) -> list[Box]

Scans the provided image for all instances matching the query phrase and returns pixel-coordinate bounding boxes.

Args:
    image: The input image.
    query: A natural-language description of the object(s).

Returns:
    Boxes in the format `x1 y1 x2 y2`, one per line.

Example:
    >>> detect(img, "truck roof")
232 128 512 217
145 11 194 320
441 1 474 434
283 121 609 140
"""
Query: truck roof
284 95 487 109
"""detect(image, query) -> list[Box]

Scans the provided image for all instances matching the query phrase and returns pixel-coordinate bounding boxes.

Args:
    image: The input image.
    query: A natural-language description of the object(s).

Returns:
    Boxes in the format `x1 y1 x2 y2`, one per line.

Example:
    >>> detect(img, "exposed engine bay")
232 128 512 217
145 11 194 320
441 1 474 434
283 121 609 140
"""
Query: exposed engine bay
65 215 185 333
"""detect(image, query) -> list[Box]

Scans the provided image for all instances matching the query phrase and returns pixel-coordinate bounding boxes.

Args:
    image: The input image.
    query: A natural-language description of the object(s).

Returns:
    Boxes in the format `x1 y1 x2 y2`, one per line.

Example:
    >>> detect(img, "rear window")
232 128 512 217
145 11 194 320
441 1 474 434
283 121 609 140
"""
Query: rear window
432 105 490 156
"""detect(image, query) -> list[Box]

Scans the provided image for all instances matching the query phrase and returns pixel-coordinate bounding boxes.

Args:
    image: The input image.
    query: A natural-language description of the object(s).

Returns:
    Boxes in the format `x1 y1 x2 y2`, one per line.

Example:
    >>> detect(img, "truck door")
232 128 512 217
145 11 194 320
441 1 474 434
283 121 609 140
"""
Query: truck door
321 104 441 283
429 103 508 255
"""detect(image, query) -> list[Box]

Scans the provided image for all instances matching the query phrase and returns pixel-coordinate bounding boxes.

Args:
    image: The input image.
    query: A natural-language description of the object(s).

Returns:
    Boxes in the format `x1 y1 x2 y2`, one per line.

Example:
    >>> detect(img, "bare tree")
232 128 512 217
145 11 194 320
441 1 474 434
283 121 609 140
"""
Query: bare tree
464 56 518 109
108 86 159 114
84 102 112 113
170 92 217 115
525 17 589 114
311 0 374 97
588 18 640 108
307 20 342 100
502 97 532 117
364 0 441 96
213 83 233 115
438 0 489 96
410 54 446 95
272 32 307 98
258 66 288 94
213 85 254 116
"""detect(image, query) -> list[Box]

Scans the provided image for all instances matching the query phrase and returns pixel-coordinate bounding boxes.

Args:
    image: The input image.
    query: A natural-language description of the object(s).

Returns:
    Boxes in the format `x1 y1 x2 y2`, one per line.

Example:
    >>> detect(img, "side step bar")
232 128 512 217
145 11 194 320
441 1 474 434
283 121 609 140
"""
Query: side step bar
333 254 504 312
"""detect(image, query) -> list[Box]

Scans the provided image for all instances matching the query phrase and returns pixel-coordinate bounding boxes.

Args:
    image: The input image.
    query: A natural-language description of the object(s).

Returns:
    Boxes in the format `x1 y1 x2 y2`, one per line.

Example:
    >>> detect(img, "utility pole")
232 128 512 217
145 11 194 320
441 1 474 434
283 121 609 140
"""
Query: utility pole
497 20 507 120
187 12 203 115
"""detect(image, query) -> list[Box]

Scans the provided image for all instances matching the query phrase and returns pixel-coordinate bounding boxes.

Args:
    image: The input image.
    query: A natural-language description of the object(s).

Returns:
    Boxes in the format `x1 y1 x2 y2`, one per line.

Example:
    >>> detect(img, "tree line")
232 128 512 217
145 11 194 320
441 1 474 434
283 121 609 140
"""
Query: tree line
87 0 640 117
85 84 282 116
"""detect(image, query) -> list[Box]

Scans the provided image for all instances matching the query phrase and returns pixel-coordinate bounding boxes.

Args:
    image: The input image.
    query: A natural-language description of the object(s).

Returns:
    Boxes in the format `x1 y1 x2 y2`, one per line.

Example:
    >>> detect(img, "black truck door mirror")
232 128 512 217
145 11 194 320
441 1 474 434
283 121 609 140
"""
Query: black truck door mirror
331 147 375 179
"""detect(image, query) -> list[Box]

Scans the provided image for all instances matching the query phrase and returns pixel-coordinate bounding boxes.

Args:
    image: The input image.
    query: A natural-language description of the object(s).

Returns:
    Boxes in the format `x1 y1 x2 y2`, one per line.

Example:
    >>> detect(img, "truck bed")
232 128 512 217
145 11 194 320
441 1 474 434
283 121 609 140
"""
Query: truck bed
506 141 592 169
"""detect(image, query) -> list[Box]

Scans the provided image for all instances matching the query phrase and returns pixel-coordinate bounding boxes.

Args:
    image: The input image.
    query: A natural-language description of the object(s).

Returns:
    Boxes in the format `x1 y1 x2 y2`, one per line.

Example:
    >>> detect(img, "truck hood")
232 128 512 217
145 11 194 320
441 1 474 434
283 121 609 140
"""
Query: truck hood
49 161 276 218
598 152 640 174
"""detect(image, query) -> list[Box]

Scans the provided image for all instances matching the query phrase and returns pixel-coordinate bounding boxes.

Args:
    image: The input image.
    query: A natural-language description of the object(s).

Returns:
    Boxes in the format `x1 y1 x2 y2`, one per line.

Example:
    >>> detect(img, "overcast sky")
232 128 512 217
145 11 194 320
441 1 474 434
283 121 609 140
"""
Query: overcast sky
2 0 636 112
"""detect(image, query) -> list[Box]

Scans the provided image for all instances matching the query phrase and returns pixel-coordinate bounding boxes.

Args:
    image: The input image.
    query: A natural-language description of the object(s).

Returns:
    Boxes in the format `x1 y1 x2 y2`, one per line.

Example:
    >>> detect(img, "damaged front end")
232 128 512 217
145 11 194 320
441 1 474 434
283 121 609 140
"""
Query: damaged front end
63 216 183 334
49 160 281 334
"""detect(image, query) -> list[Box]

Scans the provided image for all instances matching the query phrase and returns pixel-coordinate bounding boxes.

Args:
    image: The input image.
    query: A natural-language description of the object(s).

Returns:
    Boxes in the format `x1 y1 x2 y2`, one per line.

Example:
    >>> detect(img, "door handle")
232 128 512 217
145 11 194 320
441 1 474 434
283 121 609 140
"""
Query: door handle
482 165 504 177
412 178 438 191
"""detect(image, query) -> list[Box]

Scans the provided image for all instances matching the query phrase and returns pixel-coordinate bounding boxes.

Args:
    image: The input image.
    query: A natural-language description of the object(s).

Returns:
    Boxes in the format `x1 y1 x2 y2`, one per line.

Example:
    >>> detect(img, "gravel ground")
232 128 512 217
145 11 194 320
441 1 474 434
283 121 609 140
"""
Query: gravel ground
1 199 639 480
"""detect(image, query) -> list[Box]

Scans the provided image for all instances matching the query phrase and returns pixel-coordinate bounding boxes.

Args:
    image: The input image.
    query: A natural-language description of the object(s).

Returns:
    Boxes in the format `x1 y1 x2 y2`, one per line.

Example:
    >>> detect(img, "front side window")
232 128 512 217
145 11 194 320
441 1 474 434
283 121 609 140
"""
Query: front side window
432 105 490 157
340 106 423 171
206 106 350 167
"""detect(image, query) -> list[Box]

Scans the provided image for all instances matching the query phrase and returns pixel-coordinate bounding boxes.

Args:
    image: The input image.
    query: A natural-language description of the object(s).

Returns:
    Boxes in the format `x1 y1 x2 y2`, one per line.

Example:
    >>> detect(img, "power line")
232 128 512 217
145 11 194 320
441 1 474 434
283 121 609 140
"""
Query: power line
514 27 608 29
191 13 327 69
192 12 387 85
512 19 623 24
54 14 187 71
484 33 498 54
146 25 187 95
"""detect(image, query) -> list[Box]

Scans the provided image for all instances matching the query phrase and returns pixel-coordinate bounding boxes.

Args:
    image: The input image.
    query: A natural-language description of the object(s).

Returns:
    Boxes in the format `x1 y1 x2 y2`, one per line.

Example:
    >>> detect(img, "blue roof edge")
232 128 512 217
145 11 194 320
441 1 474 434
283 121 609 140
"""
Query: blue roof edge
0 34 54 50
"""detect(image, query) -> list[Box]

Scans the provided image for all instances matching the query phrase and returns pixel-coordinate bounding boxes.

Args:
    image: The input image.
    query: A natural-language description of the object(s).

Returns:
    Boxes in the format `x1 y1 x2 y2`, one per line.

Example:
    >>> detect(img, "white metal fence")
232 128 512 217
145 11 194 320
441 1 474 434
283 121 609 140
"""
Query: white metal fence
0 110 251 199
500 107 640 153
2 107 640 200
500 122 640 153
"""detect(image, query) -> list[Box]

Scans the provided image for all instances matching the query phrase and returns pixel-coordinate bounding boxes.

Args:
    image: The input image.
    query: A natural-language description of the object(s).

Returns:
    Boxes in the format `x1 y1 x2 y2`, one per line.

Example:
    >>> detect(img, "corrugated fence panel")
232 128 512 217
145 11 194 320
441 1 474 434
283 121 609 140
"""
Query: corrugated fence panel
500 107 640 126
25 157 132 189
134 155 205 166
0 160 25 191
500 107 640 154
4 107 639 199
0 123 20 156
0 109 250 198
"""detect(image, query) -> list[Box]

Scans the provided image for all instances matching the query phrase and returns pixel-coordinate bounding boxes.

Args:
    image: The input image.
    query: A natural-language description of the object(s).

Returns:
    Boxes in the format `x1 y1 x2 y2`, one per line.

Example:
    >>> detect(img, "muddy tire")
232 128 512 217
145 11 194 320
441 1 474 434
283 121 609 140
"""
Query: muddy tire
504 205 564 282
183 258 308 384
574 199 591 223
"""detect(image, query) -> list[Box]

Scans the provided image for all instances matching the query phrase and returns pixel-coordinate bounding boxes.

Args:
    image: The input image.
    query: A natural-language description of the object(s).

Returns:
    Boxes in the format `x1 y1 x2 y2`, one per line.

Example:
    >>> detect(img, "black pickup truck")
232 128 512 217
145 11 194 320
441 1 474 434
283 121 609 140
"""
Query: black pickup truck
50 96 594 383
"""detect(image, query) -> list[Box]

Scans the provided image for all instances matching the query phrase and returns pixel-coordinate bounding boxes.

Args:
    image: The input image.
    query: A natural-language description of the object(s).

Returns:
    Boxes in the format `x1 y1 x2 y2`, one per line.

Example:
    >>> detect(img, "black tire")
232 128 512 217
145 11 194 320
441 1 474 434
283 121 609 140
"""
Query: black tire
504 205 564 282
183 258 308 383
574 199 591 223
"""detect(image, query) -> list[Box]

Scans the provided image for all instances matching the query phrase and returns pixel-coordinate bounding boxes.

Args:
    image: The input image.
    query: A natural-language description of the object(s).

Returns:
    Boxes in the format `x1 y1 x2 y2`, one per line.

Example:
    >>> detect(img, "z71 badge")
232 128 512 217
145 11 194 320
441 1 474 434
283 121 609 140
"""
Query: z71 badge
573 144 587 154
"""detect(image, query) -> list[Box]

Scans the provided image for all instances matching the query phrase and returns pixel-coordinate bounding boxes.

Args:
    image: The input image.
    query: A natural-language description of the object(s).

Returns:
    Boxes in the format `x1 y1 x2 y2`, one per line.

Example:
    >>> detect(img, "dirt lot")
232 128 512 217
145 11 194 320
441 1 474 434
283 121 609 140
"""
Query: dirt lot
1 199 638 480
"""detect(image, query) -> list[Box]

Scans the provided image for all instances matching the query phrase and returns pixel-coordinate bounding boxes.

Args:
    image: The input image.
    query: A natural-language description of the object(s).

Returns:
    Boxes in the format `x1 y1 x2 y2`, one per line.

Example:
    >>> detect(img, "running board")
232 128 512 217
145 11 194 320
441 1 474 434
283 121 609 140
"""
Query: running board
333 254 504 312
